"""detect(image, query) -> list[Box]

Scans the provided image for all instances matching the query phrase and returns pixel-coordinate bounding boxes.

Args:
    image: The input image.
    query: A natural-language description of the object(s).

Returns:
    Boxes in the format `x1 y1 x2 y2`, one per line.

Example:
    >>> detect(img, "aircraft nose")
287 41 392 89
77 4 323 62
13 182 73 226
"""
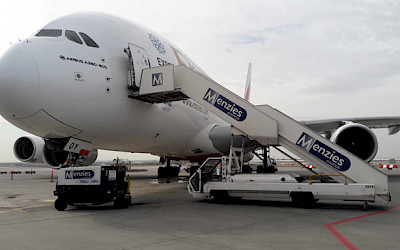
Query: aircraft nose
0 43 40 119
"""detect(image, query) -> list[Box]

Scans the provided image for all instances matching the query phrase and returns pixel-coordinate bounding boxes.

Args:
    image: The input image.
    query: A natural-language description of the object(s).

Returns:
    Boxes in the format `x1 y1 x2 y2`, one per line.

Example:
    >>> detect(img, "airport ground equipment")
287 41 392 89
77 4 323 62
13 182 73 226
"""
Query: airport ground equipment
54 165 131 211
128 63 391 204
187 157 376 209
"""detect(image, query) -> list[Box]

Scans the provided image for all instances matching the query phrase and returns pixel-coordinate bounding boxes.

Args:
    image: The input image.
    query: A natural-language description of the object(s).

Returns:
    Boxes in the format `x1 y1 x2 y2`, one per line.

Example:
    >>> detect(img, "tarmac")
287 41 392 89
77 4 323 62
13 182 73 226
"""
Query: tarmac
0 164 400 250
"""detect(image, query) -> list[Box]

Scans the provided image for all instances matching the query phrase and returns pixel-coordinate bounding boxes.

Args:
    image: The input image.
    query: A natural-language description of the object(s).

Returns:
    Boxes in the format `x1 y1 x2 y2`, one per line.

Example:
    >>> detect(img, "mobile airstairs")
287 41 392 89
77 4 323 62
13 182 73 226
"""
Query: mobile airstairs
131 64 390 207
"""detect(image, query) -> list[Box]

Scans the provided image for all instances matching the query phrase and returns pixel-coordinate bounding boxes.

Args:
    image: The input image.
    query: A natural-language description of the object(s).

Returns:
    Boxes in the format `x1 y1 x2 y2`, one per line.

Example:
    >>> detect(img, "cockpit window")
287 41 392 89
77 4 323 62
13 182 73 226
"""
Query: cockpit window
36 29 62 37
79 32 99 48
35 29 99 48
65 30 83 44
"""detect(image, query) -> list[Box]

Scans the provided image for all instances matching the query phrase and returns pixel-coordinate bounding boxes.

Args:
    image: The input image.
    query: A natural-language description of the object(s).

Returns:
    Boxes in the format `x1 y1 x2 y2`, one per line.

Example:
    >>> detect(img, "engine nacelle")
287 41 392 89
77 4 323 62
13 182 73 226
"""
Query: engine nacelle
81 149 98 166
209 125 255 162
43 142 69 168
330 123 378 162
13 136 45 164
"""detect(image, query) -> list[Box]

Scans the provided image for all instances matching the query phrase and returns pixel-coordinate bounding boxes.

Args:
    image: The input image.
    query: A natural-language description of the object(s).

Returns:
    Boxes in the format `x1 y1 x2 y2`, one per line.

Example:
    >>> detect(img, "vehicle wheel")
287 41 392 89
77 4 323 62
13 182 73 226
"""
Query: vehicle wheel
264 166 276 173
291 192 316 208
173 166 180 177
124 196 131 207
256 165 264 173
291 196 302 205
114 198 123 208
54 198 67 211
213 191 230 204
242 165 251 173
114 197 129 209
158 167 164 178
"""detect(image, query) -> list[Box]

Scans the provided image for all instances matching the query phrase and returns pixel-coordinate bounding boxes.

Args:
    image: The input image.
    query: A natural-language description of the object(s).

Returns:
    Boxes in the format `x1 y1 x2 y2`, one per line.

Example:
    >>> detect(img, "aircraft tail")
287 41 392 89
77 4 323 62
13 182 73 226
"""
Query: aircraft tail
244 63 252 101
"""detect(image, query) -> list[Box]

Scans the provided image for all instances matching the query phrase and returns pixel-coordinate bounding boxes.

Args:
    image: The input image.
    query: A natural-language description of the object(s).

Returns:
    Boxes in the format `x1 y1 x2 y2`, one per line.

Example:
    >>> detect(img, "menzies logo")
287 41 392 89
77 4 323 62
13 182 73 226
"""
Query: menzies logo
203 88 247 121
65 170 95 179
152 73 163 86
296 132 351 171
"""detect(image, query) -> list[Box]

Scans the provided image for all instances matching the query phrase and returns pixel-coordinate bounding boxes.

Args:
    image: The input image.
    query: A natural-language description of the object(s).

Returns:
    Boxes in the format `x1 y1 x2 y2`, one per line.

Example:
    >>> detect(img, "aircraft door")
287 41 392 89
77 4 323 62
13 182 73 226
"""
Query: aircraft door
125 43 150 91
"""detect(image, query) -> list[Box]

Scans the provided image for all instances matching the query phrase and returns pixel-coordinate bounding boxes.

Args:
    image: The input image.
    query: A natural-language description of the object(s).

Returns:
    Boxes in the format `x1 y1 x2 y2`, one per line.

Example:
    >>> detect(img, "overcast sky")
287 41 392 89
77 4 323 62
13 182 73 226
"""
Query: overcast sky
0 0 400 162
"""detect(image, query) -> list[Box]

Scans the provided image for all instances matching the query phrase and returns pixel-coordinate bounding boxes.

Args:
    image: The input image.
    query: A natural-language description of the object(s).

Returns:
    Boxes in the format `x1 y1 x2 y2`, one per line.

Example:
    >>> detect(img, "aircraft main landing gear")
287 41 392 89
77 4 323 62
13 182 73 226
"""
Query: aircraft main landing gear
158 159 180 178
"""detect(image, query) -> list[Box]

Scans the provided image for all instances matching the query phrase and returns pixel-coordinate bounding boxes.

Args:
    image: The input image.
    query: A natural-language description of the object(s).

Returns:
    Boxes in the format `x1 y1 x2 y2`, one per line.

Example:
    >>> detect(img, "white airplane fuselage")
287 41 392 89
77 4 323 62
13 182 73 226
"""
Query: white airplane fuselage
0 13 226 161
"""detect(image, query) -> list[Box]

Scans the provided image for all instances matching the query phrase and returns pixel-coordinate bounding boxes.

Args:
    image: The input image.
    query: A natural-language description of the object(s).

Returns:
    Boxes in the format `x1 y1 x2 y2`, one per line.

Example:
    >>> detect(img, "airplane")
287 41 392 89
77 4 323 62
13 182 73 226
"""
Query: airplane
0 12 399 177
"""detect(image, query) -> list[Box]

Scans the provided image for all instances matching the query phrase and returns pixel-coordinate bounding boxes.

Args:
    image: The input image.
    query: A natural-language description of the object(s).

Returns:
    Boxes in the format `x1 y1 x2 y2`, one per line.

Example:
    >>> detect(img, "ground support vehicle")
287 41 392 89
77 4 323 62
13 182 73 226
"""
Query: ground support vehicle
54 165 131 211
188 157 378 210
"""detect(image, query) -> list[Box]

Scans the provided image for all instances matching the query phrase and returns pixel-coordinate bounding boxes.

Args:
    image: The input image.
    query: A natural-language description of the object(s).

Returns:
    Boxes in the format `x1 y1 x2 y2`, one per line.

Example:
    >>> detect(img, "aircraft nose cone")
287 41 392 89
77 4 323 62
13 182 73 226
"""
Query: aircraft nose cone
0 43 40 119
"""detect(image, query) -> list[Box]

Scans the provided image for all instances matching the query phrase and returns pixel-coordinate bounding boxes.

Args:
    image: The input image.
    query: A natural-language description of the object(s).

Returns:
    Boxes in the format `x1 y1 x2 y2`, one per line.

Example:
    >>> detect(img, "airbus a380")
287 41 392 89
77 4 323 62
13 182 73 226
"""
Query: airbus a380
0 12 399 175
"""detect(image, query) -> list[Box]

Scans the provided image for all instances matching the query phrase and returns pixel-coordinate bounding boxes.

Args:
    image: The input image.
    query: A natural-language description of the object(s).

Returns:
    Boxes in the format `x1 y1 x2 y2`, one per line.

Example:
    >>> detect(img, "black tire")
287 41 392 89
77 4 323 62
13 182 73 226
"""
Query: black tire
172 166 180 177
242 165 251 173
256 165 264 173
213 191 230 204
159 166 180 178
114 197 130 209
291 192 316 208
54 198 67 211
124 196 131 207
114 198 123 208
158 167 164 178
291 196 302 205
264 166 276 173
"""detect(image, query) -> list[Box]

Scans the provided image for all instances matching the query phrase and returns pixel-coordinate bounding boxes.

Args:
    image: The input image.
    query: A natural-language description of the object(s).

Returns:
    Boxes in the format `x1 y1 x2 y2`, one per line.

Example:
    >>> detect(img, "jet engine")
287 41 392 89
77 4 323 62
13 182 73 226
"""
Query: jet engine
13 136 45 164
13 136 98 168
330 123 378 162
79 149 98 166
209 125 256 162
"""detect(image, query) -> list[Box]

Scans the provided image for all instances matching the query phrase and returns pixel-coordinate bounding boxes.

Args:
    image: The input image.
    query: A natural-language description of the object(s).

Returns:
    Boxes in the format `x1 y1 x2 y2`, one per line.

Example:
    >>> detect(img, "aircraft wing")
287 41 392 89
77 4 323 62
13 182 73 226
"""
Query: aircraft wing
300 117 400 135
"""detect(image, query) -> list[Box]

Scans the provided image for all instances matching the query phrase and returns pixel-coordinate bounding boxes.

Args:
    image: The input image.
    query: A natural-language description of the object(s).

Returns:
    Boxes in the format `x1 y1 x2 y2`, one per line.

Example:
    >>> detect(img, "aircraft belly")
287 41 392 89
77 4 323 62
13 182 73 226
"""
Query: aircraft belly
9 109 82 138
70 100 222 158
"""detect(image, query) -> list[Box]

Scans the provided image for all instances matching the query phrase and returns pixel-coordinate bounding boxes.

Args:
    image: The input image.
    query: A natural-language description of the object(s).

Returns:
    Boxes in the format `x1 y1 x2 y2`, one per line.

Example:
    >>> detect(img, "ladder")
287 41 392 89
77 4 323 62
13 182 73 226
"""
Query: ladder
133 64 390 201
